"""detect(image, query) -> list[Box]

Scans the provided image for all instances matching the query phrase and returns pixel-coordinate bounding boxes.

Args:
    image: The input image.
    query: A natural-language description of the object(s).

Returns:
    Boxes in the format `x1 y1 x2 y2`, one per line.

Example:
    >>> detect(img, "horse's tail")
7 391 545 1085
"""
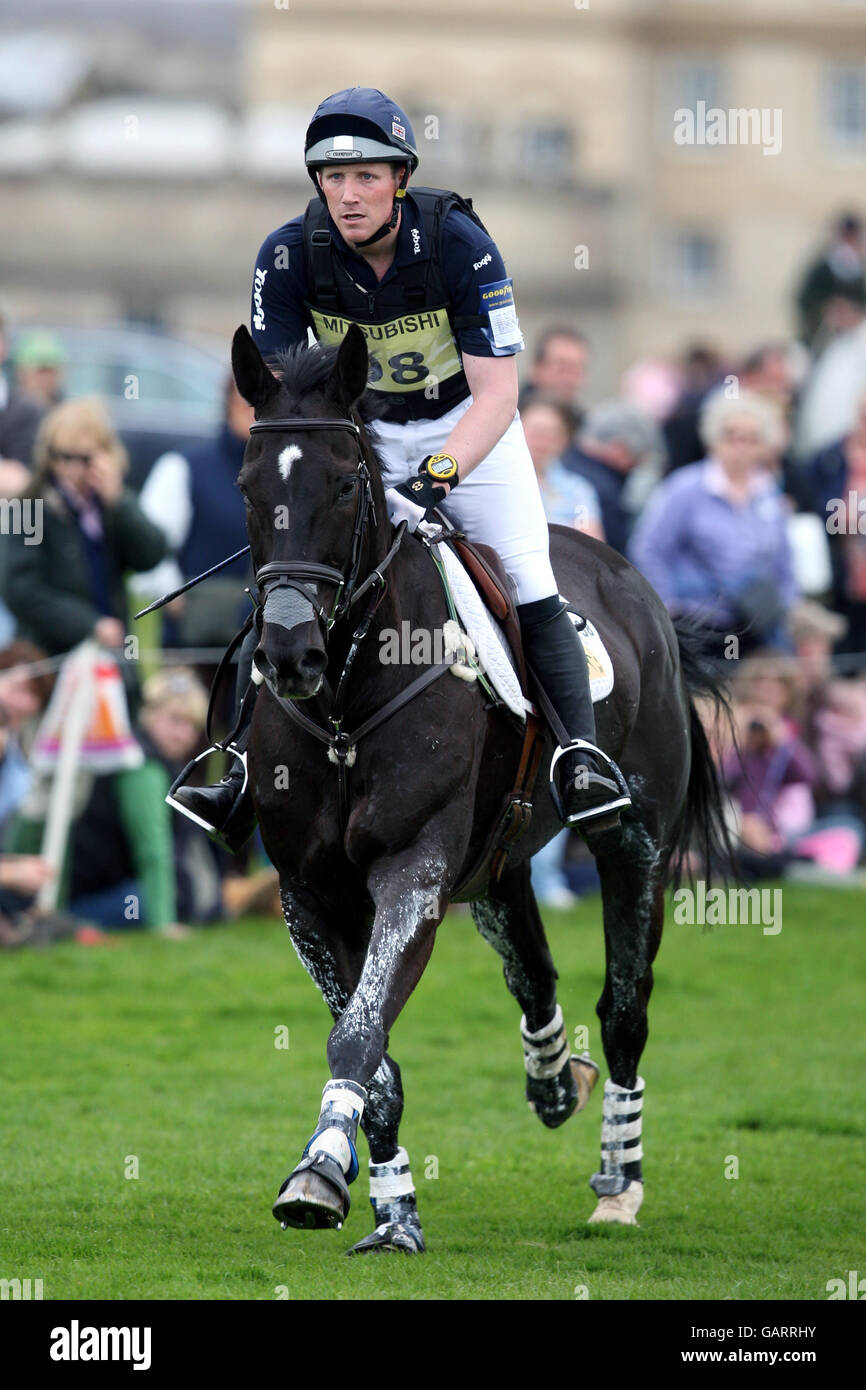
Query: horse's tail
669 616 738 888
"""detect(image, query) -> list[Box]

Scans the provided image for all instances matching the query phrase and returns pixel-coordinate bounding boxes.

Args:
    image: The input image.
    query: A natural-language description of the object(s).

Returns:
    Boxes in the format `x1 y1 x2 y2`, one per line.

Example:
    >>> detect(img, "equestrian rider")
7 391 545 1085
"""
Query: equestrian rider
169 87 631 851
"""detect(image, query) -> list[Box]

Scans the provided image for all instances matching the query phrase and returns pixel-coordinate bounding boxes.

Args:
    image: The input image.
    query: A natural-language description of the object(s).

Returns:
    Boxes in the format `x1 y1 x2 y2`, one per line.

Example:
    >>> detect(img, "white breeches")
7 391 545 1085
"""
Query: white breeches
369 396 559 606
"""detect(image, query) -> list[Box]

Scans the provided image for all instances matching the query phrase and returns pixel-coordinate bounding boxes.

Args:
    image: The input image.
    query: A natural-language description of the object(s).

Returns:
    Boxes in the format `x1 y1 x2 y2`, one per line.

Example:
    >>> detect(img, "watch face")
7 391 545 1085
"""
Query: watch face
426 453 458 482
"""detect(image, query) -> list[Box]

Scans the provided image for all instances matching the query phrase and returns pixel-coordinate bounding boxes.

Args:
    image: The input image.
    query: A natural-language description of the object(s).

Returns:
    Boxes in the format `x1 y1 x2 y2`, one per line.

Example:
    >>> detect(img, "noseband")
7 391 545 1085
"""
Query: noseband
249 415 377 632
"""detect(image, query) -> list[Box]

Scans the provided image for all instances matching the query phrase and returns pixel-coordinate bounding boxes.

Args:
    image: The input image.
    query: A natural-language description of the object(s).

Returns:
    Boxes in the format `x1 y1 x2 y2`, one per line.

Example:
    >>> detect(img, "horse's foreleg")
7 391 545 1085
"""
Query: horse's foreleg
471 862 599 1128
274 885 367 1232
275 880 428 1250
327 850 445 1082
589 825 665 1226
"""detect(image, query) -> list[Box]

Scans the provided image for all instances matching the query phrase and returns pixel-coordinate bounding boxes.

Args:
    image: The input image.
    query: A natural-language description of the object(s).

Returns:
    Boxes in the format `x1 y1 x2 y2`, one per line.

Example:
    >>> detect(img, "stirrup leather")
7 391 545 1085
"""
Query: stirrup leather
548 738 631 827
165 744 249 834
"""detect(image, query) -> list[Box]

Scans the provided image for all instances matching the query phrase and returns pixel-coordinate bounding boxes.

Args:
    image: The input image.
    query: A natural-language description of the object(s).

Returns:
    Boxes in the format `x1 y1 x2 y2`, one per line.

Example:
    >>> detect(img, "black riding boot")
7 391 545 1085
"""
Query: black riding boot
166 628 259 855
518 595 631 832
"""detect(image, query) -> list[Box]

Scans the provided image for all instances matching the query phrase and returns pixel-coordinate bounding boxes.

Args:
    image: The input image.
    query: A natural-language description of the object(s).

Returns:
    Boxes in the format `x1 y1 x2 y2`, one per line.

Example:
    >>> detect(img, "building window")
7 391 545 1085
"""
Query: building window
662 231 722 297
824 63 866 149
660 56 726 148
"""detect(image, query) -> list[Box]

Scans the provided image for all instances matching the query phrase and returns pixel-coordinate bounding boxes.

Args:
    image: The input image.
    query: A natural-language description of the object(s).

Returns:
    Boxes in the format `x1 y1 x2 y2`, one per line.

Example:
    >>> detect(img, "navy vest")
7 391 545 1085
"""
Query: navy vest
178 426 251 581
303 188 488 423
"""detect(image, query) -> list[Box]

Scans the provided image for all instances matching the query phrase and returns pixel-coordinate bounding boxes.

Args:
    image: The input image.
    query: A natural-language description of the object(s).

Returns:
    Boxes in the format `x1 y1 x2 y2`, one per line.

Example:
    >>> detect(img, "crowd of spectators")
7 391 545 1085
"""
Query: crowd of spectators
4 209 866 931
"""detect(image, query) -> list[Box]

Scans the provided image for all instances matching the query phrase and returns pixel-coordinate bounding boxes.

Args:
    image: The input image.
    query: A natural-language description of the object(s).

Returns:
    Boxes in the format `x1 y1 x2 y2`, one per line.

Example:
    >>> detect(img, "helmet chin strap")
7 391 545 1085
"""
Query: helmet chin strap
354 185 406 248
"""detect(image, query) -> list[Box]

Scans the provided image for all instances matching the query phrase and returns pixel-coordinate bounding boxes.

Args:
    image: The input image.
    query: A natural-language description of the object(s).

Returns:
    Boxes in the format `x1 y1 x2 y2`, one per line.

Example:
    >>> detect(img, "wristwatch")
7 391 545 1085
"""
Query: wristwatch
419 452 460 488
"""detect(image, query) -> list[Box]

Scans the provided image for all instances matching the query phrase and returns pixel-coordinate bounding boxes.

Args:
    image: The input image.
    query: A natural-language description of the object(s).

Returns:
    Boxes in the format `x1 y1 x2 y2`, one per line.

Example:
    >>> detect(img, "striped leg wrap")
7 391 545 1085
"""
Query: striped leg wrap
304 1079 367 1184
589 1076 644 1198
520 1004 569 1079
365 1146 425 1252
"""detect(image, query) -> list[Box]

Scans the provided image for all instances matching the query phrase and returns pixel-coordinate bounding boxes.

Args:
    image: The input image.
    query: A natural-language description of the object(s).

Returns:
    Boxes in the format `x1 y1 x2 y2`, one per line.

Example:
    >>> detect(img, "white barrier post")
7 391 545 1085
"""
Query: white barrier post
36 641 98 913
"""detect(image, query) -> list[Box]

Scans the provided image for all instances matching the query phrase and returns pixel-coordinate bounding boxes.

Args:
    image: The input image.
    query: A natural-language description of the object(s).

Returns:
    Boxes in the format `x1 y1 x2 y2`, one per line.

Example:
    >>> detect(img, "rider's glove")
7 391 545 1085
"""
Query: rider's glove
384 454 460 533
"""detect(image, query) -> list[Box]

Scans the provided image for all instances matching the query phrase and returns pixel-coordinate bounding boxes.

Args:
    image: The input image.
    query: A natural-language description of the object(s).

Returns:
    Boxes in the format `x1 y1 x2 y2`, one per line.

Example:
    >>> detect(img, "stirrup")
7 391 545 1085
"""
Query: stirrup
165 743 248 835
549 739 631 828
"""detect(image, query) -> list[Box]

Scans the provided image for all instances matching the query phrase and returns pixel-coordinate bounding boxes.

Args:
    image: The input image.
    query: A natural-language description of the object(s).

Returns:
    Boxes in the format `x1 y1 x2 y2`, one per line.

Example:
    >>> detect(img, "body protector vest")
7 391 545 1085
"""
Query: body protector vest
303 187 489 423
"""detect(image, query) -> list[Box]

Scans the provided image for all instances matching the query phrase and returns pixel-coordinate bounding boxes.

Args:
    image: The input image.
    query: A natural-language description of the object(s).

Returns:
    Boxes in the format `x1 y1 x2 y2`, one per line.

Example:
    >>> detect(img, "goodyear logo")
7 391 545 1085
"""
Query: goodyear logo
480 285 512 302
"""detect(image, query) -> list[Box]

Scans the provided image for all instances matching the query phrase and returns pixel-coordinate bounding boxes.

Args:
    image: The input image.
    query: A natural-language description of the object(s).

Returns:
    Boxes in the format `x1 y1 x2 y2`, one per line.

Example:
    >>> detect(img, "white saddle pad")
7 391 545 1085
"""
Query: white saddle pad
433 545 615 718
436 542 526 720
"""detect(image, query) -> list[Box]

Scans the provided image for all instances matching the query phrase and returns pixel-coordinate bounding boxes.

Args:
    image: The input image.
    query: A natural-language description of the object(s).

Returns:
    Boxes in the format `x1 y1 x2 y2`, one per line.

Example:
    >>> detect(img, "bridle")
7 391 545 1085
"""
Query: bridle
248 414 380 633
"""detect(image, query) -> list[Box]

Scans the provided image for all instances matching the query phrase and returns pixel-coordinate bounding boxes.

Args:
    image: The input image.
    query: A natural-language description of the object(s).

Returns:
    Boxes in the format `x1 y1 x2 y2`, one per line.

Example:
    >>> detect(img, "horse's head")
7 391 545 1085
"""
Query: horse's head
232 322 380 700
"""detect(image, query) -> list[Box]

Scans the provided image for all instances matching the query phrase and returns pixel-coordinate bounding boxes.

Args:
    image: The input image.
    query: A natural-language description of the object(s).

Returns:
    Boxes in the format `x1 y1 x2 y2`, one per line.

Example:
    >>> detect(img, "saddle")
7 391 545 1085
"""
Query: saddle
444 534 528 693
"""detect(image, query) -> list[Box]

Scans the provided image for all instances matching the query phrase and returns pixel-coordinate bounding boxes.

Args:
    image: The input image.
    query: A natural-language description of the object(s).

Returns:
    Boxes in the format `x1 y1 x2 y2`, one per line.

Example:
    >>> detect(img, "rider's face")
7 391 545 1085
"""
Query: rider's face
318 164 402 247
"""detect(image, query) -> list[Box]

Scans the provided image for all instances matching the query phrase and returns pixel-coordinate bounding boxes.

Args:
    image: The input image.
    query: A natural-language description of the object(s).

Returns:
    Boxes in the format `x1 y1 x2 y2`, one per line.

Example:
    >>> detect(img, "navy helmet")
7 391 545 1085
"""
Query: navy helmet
304 87 419 247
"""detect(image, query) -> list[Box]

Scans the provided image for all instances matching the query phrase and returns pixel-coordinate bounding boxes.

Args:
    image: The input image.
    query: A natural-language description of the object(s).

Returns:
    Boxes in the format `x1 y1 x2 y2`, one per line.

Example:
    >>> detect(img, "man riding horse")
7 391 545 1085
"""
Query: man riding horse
169 86 630 846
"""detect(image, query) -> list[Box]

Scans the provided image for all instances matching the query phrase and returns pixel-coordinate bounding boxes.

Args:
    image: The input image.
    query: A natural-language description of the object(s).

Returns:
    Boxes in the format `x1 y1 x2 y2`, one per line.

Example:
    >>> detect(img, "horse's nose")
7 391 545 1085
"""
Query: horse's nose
252 646 278 684
297 648 327 682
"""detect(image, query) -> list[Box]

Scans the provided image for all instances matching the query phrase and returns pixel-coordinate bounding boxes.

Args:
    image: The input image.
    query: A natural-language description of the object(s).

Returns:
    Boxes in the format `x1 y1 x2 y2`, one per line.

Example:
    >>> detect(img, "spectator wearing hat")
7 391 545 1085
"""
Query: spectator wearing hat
12 330 67 411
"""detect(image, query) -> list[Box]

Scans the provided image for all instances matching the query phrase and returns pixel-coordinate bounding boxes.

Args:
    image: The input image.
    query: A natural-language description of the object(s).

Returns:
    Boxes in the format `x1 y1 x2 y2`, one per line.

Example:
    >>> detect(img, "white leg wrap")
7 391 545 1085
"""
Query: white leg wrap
369 1146 416 1202
520 1004 569 1080
306 1079 366 1177
590 1076 644 1199
308 1128 353 1170
320 1080 366 1123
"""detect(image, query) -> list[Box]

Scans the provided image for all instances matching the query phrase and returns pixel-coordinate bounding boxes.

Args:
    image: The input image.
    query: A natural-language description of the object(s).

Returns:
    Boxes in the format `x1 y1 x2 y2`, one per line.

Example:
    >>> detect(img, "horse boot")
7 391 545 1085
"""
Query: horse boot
166 628 259 855
518 594 631 836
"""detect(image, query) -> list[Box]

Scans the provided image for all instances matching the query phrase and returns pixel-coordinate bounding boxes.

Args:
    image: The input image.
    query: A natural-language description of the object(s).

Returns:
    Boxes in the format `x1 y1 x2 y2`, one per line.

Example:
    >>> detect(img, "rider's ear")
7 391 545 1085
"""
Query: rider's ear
231 326 282 412
327 323 369 409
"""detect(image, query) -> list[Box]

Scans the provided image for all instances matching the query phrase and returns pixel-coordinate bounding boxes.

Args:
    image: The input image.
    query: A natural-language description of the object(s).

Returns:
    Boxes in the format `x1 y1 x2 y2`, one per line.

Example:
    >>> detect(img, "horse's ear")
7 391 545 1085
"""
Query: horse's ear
231 326 282 411
327 323 369 408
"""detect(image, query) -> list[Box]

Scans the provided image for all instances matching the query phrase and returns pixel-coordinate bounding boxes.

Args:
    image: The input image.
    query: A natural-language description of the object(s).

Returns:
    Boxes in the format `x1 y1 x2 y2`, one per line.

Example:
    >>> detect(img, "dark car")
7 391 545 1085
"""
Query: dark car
10 322 227 490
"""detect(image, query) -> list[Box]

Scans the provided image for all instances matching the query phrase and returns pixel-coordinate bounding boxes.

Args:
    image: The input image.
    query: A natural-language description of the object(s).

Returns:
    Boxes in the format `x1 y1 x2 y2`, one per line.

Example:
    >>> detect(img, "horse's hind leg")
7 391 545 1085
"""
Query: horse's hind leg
588 823 665 1227
471 862 599 1128
274 885 425 1252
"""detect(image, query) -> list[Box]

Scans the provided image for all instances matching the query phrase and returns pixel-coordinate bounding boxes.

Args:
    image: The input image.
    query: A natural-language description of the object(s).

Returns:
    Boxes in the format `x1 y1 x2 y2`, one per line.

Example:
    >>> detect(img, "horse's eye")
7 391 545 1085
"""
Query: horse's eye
337 477 357 501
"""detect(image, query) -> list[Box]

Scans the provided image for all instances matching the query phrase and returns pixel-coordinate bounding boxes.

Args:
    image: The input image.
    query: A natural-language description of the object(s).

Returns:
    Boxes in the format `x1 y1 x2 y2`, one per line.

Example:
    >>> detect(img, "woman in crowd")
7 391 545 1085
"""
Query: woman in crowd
628 388 798 653
4 397 166 710
521 396 605 541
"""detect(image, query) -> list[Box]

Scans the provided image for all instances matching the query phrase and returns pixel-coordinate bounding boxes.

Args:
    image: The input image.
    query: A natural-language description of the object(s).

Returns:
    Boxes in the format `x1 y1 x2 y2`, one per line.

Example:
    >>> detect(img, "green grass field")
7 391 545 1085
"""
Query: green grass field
1 883 863 1301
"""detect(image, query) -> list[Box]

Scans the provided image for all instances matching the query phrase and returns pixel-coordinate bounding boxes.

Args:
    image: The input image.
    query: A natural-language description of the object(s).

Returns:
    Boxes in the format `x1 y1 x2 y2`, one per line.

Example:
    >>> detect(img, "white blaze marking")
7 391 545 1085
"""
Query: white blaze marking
278 444 302 481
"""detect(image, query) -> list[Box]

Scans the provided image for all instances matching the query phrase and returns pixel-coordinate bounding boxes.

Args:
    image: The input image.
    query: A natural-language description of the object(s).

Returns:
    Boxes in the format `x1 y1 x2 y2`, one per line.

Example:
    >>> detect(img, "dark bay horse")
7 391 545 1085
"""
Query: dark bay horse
231 322 730 1253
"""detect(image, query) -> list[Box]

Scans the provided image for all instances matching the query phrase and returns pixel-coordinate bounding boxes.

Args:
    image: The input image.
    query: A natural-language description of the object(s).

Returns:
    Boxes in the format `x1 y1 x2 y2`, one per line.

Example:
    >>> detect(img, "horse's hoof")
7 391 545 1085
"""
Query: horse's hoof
346 1220 426 1256
527 1052 599 1128
272 1155 350 1231
571 1052 600 1112
587 1180 643 1226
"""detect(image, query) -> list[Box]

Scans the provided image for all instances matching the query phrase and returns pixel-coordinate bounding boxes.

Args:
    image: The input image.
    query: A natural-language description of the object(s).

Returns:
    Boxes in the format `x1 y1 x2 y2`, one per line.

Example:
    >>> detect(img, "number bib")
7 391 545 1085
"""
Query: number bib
306 303 463 395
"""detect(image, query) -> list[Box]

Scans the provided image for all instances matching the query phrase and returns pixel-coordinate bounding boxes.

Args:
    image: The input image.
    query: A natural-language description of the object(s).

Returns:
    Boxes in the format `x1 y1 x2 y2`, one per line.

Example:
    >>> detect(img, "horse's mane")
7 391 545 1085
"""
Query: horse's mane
271 343 385 431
